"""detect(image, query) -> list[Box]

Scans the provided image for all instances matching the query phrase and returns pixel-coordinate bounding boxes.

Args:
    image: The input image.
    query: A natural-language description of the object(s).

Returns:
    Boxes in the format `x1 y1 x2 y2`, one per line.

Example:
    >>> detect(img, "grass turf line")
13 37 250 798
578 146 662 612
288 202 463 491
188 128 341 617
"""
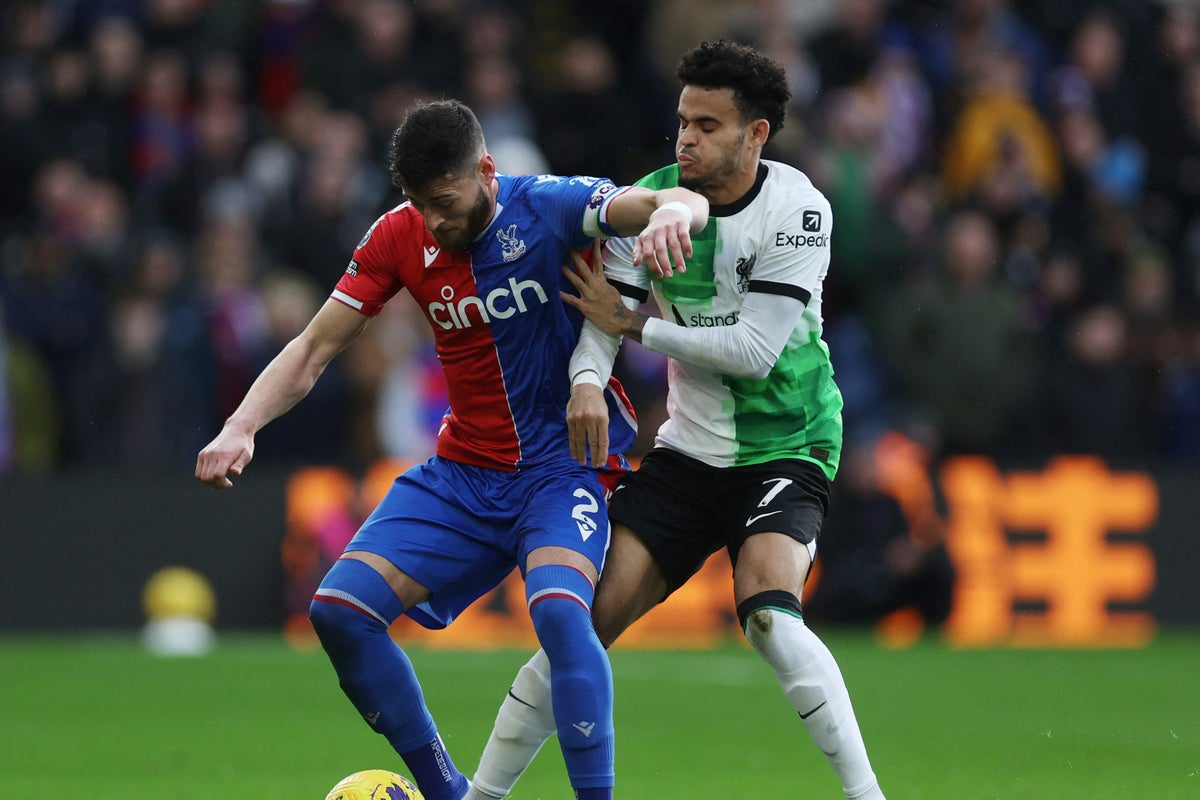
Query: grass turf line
1 632 1196 798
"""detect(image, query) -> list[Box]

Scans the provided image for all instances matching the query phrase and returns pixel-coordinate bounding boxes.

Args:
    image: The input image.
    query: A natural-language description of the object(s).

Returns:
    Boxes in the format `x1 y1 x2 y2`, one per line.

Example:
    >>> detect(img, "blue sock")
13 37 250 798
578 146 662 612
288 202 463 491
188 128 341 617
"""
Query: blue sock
575 789 614 800
310 558 468 800
525 564 614 793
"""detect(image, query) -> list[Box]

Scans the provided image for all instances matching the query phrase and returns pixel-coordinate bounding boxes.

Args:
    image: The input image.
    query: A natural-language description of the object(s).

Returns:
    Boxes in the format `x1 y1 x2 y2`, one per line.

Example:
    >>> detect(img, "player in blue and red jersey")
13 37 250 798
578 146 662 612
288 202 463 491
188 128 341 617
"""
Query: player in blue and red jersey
195 99 708 800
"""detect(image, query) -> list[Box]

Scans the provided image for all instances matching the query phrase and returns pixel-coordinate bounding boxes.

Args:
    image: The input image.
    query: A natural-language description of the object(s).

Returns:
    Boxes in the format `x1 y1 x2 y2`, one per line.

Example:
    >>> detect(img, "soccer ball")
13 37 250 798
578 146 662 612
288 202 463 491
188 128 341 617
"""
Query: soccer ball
323 769 424 800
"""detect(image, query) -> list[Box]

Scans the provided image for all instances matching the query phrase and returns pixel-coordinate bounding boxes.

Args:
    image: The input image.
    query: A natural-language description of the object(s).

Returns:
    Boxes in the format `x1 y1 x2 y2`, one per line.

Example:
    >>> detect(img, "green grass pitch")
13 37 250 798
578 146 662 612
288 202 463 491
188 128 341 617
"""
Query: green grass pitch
2 631 1196 798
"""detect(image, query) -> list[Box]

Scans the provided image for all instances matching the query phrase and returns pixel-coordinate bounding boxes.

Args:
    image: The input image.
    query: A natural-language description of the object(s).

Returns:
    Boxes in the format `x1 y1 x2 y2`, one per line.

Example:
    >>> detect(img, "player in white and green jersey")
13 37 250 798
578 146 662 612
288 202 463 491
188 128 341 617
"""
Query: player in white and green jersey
464 41 886 800
581 158 844 474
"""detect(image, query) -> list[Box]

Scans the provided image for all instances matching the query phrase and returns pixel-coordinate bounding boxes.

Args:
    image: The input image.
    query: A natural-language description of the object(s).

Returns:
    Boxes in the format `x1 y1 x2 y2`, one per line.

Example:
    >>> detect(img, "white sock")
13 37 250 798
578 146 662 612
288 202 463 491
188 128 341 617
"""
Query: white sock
464 649 558 800
743 608 884 800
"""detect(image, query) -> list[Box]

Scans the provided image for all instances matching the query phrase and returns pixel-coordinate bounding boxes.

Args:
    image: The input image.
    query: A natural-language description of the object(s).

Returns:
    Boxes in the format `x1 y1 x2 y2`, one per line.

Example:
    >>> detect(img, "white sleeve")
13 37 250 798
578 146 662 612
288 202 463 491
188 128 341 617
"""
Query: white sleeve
569 300 638 387
641 290 805 380
568 238 648 387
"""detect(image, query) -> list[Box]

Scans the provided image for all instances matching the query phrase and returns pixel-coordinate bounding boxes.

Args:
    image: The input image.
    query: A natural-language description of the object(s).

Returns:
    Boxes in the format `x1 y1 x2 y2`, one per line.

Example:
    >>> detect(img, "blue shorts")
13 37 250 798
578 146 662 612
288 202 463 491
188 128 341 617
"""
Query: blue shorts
344 455 616 629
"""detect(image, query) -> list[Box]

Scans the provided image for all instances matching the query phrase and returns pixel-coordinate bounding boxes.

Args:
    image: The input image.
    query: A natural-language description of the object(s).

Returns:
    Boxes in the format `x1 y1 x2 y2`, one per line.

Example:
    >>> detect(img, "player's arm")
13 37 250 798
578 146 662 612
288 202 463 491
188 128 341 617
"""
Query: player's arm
640 289 804 379
569 200 826 379
195 299 369 488
561 242 648 470
563 241 648 466
603 186 708 278
564 246 803 379
641 200 828 378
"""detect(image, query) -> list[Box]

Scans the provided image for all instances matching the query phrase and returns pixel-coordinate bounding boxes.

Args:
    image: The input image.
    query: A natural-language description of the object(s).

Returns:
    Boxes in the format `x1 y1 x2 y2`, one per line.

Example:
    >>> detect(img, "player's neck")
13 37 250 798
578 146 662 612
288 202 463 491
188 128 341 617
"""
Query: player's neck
703 159 764 208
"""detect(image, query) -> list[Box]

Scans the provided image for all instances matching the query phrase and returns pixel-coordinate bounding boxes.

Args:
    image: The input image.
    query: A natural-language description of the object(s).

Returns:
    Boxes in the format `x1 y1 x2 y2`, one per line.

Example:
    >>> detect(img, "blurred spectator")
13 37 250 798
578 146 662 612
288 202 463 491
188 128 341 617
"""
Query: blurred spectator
160 50 261 236
194 216 270 423
1153 57 1200 307
806 0 891 94
0 226 106 463
805 44 933 314
640 0 743 93
462 52 548 176
73 232 214 465
300 0 446 117
76 178 139 291
1027 304 1150 463
1141 4 1200 252
905 0 1052 121
0 0 1197 477
1049 8 1140 141
940 46 1060 208
806 432 955 630
878 209 1037 457
825 312 894 447
1157 321 1200 462
279 109 392 286
83 14 142 186
129 48 195 212
533 35 663 182
1052 104 1144 250
253 269 355 465
0 61 52 230
0 305 59 473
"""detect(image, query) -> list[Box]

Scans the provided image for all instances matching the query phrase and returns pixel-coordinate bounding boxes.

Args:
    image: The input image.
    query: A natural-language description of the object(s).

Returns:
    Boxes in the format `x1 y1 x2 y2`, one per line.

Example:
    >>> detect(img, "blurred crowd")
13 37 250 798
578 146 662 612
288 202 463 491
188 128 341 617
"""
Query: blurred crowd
3 0 1200 478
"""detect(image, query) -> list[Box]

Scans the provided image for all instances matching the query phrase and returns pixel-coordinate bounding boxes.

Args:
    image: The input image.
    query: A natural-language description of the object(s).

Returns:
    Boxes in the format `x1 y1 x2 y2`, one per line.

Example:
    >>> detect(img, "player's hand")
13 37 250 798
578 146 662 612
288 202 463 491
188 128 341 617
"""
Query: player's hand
561 245 635 336
195 424 255 489
632 204 693 278
567 383 609 467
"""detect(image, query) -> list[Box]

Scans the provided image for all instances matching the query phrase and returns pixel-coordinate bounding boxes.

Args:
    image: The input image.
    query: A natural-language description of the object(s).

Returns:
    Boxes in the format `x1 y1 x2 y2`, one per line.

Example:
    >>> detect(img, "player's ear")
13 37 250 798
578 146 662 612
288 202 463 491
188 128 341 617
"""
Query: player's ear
478 153 496 183
749 118 770 150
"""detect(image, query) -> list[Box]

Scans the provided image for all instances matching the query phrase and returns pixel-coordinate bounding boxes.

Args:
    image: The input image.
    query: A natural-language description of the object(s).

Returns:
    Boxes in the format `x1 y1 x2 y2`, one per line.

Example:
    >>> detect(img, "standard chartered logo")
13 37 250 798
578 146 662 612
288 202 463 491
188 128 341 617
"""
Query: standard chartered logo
428 277 550 330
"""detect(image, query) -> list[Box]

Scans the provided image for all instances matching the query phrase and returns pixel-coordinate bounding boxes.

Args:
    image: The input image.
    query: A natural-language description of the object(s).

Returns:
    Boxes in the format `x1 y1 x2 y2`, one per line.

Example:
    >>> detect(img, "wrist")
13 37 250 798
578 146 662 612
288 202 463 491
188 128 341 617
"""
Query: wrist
617 307 649 342
224 415 258 437
654 200 694 230
571 369 603 389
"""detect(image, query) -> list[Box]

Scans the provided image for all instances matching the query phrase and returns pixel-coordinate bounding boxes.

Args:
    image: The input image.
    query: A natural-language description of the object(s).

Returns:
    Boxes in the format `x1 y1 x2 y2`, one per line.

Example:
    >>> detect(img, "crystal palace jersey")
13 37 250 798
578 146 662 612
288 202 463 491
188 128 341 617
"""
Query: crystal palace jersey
332 173 637 471
605 161 843 477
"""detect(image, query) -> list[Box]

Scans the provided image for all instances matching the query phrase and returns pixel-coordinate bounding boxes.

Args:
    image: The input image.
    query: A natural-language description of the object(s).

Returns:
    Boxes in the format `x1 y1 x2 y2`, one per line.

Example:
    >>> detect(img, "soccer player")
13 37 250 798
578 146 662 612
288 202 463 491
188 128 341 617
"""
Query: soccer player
194 99 708 800
464 42 886 800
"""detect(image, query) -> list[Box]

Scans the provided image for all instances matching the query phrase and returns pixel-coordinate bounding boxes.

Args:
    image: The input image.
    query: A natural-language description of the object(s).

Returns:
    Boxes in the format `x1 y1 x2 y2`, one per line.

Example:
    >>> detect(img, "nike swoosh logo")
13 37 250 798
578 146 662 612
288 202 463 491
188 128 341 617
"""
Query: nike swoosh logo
424 246 440 267
799 701 826 719
745 510 784 527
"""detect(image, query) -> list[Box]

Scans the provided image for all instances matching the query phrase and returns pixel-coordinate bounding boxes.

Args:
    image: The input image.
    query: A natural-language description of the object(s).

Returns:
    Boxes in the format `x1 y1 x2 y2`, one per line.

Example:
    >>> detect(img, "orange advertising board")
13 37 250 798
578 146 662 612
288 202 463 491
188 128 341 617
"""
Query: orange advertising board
283 454 1158 650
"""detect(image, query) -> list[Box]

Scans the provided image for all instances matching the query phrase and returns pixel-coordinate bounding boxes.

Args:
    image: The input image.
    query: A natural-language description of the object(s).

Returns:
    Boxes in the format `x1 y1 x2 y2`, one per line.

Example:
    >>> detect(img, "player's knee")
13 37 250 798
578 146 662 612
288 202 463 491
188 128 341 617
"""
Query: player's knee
309 594 364 647
308 595 346 647
309 558 401 648
528 593 591 651
510 649 552 700
737 589 805 646
525 564 596 657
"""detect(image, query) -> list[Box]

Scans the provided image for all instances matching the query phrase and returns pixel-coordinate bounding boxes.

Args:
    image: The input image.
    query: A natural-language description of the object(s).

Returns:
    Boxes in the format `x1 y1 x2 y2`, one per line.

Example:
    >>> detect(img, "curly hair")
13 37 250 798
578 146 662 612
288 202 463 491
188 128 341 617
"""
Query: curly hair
387 99 485 191
677 40 791 143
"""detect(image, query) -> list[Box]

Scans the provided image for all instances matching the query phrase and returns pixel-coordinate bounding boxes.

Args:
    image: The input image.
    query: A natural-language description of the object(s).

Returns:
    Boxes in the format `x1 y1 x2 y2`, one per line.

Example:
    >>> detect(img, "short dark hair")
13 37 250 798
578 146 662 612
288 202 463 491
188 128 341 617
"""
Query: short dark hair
388 99 485 191
677 40 790 142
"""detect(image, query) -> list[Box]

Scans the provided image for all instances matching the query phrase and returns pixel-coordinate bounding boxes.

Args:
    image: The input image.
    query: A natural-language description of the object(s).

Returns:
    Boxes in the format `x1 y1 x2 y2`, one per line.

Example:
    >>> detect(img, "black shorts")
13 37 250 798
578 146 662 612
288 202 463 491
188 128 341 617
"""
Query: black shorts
607 447 830 595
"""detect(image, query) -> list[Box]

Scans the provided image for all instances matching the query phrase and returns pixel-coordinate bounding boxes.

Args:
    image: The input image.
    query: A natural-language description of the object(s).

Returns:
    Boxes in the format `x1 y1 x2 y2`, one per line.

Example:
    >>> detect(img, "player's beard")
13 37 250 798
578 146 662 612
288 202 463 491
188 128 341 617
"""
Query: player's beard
434 186 493 251
678 132 745 195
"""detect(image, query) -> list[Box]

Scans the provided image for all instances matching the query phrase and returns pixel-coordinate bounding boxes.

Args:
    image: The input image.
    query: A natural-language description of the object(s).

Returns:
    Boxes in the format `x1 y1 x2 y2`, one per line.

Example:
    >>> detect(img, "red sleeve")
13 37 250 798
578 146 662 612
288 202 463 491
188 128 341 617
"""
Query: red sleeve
330 205 413 316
